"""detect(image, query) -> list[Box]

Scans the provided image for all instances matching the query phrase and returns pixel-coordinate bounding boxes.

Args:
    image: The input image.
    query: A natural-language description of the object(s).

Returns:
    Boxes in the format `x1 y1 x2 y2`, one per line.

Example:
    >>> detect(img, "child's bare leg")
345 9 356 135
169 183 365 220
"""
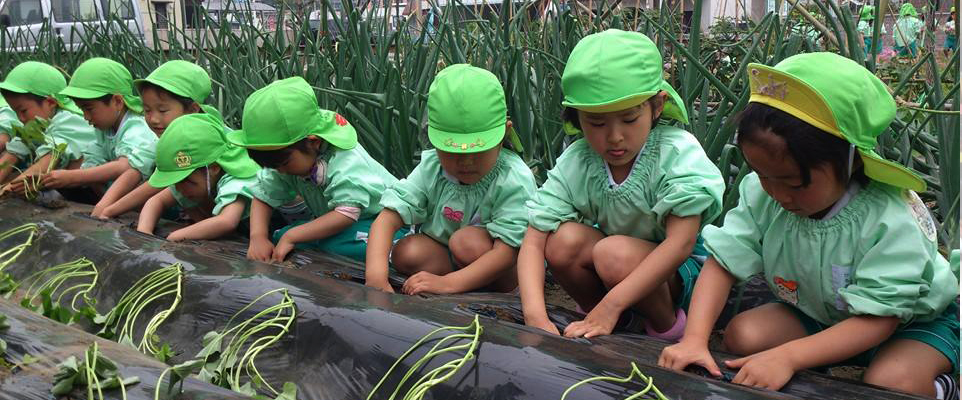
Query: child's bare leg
863 339 951 397
722 303 809 355
392 233 454 276
544 222 606 312
449 226 517 292
592 235 681 332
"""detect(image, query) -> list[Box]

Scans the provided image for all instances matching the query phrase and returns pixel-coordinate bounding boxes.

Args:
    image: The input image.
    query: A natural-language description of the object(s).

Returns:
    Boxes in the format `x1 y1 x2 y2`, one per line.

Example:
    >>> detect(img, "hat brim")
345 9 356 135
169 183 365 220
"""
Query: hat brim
134 78 194 101
428 123 505 154
59 86 108 100
0 81 29 94
217 147 261 179
563 92 655 114
148 168 194 188
860 149 926 192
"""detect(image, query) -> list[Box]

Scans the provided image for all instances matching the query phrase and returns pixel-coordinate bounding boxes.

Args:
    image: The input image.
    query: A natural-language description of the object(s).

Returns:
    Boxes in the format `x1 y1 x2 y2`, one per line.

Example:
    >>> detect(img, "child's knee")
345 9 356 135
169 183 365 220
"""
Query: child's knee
592 236 640 287
863 363 925 394
545 224 591 269
448 227 493 266
722 314 767 355
391 237 428 274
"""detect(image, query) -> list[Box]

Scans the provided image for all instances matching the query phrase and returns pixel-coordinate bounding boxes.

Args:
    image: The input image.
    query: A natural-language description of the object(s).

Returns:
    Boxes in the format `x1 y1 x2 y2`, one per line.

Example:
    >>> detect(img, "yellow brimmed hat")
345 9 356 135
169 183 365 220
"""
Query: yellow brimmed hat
747 52 925 192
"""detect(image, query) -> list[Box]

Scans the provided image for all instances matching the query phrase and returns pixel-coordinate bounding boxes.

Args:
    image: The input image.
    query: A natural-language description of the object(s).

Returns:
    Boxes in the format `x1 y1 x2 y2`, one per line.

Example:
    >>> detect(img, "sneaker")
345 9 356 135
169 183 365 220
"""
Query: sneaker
936 373 960 400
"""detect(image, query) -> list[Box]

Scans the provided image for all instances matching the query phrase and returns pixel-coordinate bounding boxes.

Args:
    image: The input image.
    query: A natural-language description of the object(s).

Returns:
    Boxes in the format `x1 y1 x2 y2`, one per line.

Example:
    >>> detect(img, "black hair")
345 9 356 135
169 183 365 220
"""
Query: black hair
736 102 868 187
561 94 666 131
247 137 314 169
70 93 116 105
138 81 196 110
1 89 46 104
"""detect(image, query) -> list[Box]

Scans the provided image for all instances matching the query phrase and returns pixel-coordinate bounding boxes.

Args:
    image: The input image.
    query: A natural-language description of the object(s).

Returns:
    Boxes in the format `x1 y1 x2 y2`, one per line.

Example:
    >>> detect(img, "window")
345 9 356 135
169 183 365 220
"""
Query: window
0 0 44 26
52 0 98 22
152 1 168 29
99 0 133 19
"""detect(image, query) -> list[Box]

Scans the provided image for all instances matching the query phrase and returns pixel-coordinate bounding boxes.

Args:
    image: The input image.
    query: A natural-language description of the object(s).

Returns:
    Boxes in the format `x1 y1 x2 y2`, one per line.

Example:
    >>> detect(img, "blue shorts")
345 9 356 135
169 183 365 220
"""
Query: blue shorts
273 217 405 263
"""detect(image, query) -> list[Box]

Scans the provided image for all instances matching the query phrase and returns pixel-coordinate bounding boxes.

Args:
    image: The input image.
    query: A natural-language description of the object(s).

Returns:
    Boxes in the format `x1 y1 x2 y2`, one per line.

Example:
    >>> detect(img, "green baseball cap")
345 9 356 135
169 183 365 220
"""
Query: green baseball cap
0 61 81 114
747 52 925 192
226 77 357 150
149 113 260 188
899 3 918 17
60 57 143 113
860 5 875 21
134 60 211 103
427 64 512 154
562 29 689 124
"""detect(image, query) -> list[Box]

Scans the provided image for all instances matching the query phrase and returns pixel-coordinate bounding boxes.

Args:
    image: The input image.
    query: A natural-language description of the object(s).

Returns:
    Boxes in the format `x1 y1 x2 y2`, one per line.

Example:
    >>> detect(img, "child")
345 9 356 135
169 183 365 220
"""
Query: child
95 60 220 219
0 61 96 190
0 95 21 154
518 30 725 339
659 53 959 398
44 58 157 216
365 64 536 295
944 7 957 56
137 113 261 241
857 6 886 56
227 77 398 263
894 3 925 57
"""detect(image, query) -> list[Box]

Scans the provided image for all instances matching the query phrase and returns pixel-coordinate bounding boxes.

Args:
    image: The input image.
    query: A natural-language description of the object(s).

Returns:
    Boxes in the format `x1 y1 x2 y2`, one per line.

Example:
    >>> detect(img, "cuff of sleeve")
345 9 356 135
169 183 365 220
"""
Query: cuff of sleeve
841 292 915 323
334 206 361 221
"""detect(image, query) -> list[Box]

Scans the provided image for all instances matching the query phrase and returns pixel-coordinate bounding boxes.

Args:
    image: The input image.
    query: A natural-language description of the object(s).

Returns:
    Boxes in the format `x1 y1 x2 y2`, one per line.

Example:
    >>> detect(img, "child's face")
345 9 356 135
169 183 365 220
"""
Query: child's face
436 143 502 185
741 132 848 218
274 138 323 177
174 165 218 203
6 94 57 124
141 86 190 137
579 97 663 169
76 95 126 131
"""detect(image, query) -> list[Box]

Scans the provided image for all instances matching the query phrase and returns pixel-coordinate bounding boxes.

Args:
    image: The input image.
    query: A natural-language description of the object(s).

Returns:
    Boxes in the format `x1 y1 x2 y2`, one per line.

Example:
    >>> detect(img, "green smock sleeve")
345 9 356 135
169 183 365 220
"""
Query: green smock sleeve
485 158 537 247
526 142 583 233
250 168 296 209
213 175 258 218
840 191 959 323
702 174 767 281
323 148 390 212
379 150 435 225
652 130 725 226
113 117 157 178
37 110 96 168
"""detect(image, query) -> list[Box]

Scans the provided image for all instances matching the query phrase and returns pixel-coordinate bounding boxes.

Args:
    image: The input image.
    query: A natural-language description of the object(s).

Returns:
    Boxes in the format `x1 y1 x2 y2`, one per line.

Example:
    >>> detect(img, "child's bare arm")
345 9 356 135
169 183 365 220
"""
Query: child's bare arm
365 209 403 293
247 198 276 262
600 214 700 314
168 200 246 241
43 158 130 188
92 168 142 216
441 238 517 293
96 182 162 219
725 314 899 390
659 258 735 375
137 188 176 235
12 153 52 179
271 209 354 262
0 152 18 183
518 227 559 334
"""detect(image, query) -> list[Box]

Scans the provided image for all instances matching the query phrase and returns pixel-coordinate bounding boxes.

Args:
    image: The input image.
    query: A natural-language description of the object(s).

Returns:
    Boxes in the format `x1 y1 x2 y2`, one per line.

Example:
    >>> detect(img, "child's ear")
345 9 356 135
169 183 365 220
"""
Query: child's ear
208 162 223 176
42 96 59 116
188 102 202 114
504 119 513 133
112 94 125 108
305 135 323 151
651 91 668 119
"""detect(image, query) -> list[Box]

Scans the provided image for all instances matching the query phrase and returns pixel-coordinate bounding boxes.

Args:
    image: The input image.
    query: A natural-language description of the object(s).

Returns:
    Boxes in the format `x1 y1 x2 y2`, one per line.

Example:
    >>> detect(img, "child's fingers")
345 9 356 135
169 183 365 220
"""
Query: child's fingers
725 356 748 369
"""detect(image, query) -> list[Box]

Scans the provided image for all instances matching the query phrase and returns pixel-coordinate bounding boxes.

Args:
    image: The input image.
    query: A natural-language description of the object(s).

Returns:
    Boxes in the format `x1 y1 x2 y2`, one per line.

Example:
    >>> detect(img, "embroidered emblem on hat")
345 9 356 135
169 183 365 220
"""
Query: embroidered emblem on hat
334 114 348 127
174 151 192 168
751 69 788 100
443 138 486 151
773 276 799 305
903 190 938 242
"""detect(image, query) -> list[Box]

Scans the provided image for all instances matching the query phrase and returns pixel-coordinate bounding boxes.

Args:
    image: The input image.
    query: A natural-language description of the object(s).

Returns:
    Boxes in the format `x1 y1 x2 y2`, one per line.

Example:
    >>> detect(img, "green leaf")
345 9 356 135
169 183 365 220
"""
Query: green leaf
0 338 6 356
275 382 298 400
21 354 38 365
154 343 175 363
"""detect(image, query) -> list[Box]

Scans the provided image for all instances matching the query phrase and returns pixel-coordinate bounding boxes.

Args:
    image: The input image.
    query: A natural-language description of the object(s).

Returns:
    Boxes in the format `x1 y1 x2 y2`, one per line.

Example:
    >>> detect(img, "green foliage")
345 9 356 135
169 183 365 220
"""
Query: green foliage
51 342 140 400
93 264 182 357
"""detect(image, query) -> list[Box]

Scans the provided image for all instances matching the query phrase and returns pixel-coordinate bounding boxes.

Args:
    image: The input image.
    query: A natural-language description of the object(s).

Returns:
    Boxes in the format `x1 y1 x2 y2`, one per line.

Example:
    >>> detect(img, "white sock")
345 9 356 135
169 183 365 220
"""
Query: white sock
936 379 945 399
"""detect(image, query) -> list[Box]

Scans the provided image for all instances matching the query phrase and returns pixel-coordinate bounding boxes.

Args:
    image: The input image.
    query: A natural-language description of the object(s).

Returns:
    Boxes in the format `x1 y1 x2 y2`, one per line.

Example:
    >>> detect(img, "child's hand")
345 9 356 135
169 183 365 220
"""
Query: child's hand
365 280 395 293
659 338 722 376
563 301 620 338
524 317 561 335
41 170 72 189
271 236 296 262
248 236 275 262
401 272 455 295
166 230 188 242
725 348 797 390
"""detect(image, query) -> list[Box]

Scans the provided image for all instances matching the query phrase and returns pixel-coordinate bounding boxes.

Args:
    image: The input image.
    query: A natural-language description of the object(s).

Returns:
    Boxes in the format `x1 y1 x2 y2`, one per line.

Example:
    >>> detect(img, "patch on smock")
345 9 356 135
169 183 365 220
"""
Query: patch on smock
773 276 799 306
903 190 937 242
